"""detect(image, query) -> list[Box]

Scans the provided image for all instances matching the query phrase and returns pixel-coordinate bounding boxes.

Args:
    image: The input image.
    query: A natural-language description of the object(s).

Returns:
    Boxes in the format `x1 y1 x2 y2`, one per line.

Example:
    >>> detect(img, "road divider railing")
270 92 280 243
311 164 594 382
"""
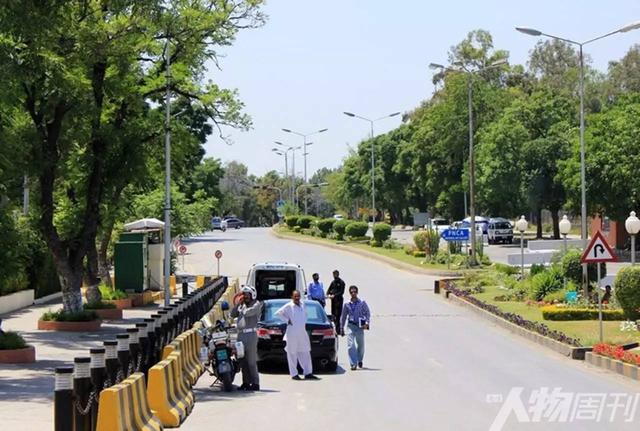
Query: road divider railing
54 276 229 431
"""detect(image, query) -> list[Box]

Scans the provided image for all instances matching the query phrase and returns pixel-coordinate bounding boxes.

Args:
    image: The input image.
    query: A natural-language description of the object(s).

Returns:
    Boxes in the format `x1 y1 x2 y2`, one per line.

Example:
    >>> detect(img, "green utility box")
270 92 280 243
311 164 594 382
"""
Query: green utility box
114 232 149 293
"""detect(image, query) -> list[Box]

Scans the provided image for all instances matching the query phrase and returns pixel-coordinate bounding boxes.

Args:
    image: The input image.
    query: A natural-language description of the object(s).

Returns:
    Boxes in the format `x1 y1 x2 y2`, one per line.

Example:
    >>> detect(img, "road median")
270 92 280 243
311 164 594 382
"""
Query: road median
271 227 461 277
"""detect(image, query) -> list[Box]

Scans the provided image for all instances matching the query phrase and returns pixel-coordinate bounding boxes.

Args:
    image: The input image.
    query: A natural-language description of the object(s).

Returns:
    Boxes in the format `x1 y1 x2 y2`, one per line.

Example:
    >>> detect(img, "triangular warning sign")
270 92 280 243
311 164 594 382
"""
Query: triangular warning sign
581 230 618 263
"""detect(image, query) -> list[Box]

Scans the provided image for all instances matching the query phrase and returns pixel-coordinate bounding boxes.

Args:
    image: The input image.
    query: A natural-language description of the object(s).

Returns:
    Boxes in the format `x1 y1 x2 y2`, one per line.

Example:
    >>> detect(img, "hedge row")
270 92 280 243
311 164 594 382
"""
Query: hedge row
541 306 626 321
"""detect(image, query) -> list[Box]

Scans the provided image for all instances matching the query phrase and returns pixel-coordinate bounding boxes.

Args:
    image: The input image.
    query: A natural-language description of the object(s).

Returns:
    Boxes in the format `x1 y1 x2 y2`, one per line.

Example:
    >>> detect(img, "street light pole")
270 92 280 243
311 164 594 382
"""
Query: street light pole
163 39 172 306
515 20 640 302
516 216 528 279
282 128 328 214
429 59 507 266
272 149 289 202
343 111 401 227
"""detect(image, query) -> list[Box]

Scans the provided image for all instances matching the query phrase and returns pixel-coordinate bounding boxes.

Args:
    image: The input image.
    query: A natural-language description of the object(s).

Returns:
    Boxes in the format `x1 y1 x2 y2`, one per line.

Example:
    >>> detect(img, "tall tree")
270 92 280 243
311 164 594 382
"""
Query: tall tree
0 1 264 311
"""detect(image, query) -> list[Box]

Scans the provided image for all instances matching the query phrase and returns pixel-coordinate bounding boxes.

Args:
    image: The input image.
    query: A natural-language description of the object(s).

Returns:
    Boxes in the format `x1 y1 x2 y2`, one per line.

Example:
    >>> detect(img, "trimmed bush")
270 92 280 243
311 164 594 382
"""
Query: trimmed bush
285 216 299 228
404 245 415 255
297 215 315 229
529 267 564 301
541 306 626 321
0 331 27 350
560 249 606 285
345 221 369 238
317 218 336 234
414 230 440 256
333 219 350 240
292 226 301 233
84 301 117 310
614 266 640 320
413 250 426 258
369 239 382 247
372 223 392 242
41 309 99 322
99 284 128 300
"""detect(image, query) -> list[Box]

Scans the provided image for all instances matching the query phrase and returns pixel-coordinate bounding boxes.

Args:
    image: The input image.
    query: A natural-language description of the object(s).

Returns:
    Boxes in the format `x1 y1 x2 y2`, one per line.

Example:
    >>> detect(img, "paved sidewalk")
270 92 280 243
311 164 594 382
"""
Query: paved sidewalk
0 299 162 430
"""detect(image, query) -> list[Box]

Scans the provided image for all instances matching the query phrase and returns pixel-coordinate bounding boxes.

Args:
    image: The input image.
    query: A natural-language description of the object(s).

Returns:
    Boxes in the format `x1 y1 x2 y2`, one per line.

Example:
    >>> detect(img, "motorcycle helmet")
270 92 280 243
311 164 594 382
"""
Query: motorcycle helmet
240 285 257 301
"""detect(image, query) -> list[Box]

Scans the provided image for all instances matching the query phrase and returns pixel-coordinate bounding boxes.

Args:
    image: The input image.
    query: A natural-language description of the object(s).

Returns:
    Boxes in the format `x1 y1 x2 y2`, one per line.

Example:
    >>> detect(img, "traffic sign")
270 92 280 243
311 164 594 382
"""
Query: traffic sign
178 245 187 255
581 230 617 263
215 250 223 259
441 228 470 241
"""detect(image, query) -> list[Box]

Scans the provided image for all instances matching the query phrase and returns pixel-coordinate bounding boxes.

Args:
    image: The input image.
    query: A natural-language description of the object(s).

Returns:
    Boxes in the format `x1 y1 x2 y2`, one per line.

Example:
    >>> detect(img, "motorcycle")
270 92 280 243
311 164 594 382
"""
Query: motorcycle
199 302 242 392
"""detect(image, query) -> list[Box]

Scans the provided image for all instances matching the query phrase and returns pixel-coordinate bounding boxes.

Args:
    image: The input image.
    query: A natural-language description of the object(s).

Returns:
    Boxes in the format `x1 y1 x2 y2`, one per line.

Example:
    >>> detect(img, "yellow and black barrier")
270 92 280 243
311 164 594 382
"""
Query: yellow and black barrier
96 373 163 431
147 354 194 427
54 276 230 431
162 330 202 386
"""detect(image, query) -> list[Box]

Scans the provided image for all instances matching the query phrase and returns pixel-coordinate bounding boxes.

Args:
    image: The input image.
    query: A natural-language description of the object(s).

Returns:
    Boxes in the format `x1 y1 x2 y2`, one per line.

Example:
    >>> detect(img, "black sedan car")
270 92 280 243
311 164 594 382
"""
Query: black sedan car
223 216 244 229
257 299 338 372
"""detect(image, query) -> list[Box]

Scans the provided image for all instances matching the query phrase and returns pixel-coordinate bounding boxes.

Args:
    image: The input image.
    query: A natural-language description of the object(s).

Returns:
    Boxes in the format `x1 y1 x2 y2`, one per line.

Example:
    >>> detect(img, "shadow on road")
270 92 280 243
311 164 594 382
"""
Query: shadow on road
192 385 279 402
0 359 67 403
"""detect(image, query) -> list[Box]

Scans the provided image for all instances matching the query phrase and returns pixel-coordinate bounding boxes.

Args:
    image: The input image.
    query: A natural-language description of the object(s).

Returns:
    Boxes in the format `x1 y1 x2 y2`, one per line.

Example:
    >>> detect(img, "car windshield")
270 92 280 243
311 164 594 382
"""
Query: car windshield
212 217 220 222
494 222 511 229
262 300 327 324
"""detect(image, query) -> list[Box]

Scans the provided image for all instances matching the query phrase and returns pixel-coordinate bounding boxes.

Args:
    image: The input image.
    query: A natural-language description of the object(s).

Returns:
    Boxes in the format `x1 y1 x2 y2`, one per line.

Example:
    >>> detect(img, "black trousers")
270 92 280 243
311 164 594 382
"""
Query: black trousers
331 296 344 333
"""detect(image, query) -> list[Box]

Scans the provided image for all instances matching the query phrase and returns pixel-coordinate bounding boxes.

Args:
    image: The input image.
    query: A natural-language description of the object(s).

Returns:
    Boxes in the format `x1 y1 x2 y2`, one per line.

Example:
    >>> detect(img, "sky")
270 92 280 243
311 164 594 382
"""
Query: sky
203 0 640 177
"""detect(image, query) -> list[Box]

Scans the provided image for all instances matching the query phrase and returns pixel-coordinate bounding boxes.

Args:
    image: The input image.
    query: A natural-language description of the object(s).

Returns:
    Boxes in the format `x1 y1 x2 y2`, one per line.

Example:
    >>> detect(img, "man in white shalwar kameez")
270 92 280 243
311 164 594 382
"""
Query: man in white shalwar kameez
275 290 320 380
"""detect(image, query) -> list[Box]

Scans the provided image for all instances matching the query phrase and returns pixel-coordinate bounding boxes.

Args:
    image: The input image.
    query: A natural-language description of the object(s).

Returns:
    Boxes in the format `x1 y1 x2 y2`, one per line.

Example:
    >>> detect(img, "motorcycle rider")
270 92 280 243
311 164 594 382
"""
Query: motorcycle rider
231 285 263 391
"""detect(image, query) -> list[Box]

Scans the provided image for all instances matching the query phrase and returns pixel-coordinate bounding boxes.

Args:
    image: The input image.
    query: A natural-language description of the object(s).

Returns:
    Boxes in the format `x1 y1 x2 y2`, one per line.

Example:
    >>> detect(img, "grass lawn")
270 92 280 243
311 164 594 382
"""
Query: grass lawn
472 285 640 346
274 227 457 271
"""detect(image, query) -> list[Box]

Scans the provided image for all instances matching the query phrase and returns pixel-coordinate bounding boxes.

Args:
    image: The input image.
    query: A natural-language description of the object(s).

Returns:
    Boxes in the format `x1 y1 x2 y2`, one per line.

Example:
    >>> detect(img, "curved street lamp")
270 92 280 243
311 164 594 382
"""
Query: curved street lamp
343 111 401 227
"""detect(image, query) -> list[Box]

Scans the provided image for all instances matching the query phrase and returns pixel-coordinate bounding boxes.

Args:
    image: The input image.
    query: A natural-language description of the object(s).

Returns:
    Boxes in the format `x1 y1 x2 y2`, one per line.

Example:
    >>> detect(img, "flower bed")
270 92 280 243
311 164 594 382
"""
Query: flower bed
592 343 640 367
446 284 581 346
38 309 101 332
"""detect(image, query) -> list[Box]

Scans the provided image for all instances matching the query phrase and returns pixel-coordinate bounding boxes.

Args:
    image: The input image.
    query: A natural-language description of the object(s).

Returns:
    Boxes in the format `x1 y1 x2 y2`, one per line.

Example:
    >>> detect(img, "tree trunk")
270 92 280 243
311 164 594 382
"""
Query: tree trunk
550 209 560 240
98 230 113 287
536 207 543 239
86 242 100 286
56 259 84 313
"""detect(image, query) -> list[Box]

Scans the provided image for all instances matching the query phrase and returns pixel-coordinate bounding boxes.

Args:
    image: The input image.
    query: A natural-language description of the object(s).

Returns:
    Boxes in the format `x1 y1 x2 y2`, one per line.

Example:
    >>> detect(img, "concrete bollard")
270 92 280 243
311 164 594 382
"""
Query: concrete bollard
73 357 92 431
434 280 440 294
169 304 180 337
136 322 150 373
127 327 141 373
103 340 119 387
182 281 188 297
157 310 169 348
116 334 130 379
90 347 106 430
54 367 74 431
146 317 159 365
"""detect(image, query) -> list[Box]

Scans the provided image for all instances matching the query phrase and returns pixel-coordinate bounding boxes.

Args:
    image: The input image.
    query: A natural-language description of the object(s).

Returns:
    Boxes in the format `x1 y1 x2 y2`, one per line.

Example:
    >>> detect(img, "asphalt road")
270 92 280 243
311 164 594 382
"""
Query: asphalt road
180 228 639 431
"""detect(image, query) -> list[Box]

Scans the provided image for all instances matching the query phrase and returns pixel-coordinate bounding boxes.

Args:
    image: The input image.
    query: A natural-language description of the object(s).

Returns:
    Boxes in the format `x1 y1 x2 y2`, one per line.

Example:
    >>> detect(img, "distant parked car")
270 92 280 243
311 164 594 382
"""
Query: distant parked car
211 217 227 231
223 217 244 229
426 217 450 232
487 218 513 244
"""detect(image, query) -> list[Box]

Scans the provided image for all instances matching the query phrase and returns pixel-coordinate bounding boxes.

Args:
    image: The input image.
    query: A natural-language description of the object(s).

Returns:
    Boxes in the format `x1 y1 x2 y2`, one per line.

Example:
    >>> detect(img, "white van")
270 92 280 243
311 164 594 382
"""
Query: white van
246 262 307 301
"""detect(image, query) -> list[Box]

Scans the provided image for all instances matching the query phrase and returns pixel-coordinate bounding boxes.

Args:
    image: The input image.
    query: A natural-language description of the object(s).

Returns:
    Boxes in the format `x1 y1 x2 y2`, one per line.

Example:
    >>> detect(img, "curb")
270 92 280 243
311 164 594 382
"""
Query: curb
271 228 461 277
585 352 640 381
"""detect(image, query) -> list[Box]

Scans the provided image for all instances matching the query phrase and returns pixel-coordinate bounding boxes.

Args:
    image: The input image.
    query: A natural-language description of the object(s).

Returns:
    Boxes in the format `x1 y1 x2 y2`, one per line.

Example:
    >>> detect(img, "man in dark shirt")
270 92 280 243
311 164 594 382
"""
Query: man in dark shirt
326 270 345 333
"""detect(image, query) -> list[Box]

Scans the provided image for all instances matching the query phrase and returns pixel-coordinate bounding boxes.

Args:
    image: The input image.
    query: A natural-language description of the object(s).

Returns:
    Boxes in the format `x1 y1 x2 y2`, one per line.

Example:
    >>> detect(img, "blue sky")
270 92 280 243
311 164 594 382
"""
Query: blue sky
204 0 640 176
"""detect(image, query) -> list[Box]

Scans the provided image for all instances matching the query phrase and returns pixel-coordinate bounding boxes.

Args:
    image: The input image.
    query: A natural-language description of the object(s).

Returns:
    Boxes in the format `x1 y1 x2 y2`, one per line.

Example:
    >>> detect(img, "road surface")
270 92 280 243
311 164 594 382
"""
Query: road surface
180 228 639 431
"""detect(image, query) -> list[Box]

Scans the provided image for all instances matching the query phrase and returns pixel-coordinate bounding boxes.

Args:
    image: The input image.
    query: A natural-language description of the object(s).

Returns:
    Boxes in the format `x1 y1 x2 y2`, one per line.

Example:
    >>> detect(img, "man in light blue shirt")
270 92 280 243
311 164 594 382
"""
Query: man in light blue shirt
307 273 325 307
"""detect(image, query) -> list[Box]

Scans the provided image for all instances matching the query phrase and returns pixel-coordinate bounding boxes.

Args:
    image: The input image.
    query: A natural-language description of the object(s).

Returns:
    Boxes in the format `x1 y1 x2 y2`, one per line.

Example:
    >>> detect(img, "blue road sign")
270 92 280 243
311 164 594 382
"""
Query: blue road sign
441 228 470 241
